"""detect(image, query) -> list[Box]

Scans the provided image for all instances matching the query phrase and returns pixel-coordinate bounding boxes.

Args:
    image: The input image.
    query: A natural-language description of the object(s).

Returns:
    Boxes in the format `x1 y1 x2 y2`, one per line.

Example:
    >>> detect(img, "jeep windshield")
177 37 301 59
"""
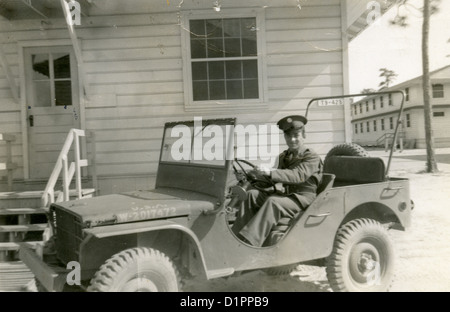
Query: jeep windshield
160 118 236 167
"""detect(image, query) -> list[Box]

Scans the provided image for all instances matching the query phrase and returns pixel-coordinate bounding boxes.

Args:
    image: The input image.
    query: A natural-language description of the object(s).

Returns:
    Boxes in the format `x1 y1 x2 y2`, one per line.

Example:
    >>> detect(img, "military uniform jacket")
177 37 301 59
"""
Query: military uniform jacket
270 146 323 208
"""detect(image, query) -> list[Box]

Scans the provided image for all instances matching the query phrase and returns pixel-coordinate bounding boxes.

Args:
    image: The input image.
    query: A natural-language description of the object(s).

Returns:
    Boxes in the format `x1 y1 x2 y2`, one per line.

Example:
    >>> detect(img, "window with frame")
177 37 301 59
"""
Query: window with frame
27 50 73 107
432 84 444 98
355 124 358 134
359 103 363 114
388 94 393 106
360 123 364 133
354 105 358 116
366 101 369 112
389 117 394 130
380 96 384 108
405 88 410 101
186 15 262 105
406 114 411 127
381 119 385 131
433 112 445 117
373 120 377 132
373 99 376 110
366 122 370 133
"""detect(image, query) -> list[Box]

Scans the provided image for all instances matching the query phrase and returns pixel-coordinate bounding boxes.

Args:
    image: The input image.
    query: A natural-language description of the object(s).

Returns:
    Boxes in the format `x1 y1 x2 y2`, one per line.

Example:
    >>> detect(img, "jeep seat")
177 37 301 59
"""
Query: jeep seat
323 156 386 186
263 173 336 246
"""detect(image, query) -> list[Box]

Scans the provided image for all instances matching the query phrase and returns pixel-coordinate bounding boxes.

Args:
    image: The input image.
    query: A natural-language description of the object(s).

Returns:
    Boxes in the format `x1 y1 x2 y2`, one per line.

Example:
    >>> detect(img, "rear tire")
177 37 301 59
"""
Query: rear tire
326 219 395 292
87 247 181 292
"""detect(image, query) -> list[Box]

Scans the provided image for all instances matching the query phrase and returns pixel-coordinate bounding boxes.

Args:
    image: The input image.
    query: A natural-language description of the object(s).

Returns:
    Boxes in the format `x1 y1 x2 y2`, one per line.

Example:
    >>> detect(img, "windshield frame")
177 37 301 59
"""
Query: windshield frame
159 118 237 168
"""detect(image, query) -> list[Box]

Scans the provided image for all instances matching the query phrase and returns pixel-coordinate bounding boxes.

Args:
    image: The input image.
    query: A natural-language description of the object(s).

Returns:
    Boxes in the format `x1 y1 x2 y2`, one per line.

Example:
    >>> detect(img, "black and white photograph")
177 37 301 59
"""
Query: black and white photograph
0 0 449 295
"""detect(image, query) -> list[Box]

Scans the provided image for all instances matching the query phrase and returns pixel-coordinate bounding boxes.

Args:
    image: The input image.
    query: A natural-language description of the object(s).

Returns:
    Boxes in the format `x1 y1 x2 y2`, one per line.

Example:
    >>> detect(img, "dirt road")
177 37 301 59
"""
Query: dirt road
185 150 450 292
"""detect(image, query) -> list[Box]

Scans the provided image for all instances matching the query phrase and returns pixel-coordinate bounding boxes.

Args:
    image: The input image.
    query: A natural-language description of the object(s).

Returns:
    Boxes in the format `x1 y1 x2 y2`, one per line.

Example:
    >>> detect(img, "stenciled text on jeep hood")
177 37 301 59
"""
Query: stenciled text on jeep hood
51 188 217 228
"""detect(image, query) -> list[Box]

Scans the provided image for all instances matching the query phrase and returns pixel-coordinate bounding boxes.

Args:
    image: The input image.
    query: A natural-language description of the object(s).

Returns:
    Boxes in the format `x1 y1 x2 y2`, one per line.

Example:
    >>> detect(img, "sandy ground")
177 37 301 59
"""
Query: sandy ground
184 148 450 292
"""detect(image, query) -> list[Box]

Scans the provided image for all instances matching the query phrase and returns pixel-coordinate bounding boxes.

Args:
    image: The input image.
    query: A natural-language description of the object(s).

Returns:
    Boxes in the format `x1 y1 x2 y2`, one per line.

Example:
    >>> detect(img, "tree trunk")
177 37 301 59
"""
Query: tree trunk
422 0 438 172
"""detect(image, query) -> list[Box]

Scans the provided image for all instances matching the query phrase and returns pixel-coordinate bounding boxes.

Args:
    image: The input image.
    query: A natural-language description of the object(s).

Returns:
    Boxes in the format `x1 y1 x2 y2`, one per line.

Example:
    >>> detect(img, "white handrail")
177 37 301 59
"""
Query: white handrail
41 129 88 208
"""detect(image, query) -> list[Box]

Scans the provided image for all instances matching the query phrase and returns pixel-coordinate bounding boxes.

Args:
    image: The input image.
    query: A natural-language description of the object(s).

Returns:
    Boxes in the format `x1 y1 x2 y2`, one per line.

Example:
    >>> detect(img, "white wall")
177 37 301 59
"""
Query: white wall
0 0 348 193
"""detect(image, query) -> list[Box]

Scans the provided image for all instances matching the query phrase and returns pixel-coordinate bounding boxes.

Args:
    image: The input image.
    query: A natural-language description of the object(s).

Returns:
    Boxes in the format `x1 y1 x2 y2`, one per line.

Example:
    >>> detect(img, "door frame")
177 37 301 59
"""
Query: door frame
18 39 86 180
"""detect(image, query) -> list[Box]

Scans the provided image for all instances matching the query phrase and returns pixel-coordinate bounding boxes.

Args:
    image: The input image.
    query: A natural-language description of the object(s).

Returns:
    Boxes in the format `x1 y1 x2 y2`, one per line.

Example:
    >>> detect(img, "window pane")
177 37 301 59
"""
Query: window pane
208 61 224 80
224 38 241 57
226 61 242 79
206 19 222 38
209 80 226 100
241 18 257 37
193 81 208 101
55 81 72 106
53 53 71 79
192 62 208 80
207 39 224 58
223 19 241 37
33 81 51 107
243 60 258 78
191 39 207 59
242 37 257 56
226 80 243 99
190 20 206 38
244 79 259 99
32 54 50 79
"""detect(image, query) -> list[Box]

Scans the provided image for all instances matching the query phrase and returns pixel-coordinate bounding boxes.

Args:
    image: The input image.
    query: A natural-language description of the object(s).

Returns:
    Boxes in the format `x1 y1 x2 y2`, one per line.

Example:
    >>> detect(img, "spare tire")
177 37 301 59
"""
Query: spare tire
325 143 369 161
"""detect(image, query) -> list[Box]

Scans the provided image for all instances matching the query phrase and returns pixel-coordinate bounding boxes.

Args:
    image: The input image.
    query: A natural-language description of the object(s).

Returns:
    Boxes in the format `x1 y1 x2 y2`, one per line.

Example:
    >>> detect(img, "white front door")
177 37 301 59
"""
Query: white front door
24 46 80 180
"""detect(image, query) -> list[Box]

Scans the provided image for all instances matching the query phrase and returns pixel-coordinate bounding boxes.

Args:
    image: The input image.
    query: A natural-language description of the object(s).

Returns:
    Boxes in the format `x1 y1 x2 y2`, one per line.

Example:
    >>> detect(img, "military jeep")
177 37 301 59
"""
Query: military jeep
20 92 412 292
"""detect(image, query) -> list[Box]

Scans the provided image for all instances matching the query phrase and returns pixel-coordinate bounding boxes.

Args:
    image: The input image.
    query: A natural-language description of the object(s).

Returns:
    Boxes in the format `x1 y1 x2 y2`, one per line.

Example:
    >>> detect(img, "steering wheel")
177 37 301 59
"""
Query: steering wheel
234 159 276 194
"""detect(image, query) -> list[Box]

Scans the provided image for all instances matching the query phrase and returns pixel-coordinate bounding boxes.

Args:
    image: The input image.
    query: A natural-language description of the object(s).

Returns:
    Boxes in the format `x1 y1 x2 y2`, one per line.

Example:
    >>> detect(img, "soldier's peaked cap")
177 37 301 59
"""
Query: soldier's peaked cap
277 115 308 132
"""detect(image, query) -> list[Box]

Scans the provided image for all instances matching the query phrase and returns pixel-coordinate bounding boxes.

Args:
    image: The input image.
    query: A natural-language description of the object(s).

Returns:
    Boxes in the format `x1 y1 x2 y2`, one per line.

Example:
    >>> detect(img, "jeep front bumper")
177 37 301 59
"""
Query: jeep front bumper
19 244 69 292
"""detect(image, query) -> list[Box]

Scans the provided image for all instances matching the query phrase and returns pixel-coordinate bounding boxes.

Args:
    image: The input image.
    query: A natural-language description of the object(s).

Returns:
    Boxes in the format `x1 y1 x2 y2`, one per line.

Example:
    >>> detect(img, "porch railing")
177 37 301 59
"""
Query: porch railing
376 132 404 152
41 129 91 208
0 133 17 191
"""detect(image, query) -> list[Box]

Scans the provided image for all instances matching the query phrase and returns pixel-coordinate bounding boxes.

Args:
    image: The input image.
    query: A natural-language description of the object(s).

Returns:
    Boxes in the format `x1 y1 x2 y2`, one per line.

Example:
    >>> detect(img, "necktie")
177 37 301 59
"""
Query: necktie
284 151 293 168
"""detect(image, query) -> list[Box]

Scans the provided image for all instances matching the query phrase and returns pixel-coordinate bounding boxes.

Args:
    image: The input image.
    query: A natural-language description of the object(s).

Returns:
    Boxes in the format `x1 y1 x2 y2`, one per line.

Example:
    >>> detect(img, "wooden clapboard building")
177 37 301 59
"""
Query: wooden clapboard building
0 0 396 291
0 0 395 195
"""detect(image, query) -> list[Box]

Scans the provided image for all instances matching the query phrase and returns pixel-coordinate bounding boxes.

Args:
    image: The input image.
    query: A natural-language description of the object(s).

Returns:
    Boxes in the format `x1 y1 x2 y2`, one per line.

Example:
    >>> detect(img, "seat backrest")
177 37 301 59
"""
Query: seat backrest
317 173 335 194
324 156 386 184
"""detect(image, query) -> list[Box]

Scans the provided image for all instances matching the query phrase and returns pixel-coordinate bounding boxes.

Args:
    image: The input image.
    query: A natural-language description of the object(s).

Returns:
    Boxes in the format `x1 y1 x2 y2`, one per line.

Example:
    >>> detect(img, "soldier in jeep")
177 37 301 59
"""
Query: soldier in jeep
231 115 323 247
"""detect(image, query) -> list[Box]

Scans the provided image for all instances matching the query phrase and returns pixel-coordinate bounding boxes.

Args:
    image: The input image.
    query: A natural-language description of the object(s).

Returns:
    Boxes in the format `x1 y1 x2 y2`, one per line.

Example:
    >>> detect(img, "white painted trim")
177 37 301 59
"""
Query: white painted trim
340 1 352 143
180 8 268 112
18 44 29 179
17 39 73 49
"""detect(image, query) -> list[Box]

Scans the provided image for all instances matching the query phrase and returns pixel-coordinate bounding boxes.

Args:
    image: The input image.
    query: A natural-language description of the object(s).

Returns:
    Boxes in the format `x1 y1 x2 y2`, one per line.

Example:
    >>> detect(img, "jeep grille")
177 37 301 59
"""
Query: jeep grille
52 207 84 264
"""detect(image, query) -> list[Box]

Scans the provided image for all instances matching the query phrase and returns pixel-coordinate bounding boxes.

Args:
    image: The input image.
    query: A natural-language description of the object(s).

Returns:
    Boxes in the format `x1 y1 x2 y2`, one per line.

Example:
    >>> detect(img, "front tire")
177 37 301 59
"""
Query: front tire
87 247 181 292
326 219 395 292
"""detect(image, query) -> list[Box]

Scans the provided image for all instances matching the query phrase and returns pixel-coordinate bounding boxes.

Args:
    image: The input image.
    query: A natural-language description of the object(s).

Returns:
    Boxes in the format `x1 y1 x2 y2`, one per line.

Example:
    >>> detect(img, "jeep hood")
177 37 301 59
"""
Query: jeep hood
52 188 217 227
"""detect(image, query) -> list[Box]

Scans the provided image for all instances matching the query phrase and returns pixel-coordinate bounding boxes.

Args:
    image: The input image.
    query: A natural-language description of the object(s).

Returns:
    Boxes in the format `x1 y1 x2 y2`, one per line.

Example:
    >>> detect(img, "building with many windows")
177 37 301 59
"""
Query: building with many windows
351 65 450 149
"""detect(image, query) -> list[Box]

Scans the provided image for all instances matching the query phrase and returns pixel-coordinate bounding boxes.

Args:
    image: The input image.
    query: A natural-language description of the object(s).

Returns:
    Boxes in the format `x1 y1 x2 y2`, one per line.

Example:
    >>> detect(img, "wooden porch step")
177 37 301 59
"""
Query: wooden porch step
0 191 44 200
0 224 48 233
0 208 47 215
0 242 40 251
0 261 35 292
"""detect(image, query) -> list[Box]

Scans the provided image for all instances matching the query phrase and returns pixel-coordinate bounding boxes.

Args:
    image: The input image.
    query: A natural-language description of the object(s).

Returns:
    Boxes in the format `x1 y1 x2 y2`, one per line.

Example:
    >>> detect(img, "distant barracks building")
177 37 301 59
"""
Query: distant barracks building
351 65 450 149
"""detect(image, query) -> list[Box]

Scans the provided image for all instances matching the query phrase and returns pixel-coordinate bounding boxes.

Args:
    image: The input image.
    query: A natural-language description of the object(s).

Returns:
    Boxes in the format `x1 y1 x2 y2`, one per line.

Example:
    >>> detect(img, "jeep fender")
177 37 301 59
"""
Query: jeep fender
79 219 208 280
